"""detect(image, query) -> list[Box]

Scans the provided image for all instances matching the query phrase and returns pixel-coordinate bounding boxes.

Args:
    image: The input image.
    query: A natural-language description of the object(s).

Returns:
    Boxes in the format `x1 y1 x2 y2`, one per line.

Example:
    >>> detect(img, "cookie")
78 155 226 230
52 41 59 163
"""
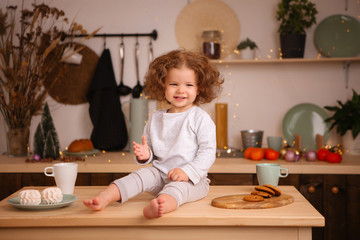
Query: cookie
251 190 273 198
243 194 264 202
263 184 282 196
255 186 276 195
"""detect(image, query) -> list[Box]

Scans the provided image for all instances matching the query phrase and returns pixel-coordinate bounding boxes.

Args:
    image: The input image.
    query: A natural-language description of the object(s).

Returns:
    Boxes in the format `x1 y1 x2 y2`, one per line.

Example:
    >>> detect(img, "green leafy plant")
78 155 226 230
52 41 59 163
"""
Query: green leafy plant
276 0 318 35
237 38 258 50
324 89 360 139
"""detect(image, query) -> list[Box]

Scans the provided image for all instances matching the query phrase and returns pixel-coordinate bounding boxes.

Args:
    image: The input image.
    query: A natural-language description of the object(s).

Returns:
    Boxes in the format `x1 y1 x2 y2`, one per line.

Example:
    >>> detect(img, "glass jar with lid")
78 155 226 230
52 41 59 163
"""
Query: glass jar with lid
201 30 222 59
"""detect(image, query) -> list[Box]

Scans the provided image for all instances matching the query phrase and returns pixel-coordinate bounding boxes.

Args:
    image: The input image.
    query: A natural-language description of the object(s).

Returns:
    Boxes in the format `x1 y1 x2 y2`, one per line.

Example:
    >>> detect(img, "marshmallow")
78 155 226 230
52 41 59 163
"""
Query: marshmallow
19 190 41 205
41 187 63 204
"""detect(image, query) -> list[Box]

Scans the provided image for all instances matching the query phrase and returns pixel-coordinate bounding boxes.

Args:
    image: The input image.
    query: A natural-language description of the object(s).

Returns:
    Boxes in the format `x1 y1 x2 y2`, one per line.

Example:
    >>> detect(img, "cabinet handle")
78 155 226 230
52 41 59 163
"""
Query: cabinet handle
331 186 339 194
308 186 315 193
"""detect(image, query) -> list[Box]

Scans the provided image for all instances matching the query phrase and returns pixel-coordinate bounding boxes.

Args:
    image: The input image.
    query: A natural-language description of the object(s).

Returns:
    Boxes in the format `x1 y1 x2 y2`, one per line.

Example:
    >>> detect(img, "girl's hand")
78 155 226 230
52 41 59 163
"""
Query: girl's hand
133 136 151 161
168 168 189 182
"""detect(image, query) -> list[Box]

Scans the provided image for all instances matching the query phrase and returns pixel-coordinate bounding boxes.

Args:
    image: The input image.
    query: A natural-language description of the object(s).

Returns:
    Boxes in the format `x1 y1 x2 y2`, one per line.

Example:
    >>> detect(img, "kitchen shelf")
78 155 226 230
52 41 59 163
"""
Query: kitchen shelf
210 57 360 64
210 57 360 88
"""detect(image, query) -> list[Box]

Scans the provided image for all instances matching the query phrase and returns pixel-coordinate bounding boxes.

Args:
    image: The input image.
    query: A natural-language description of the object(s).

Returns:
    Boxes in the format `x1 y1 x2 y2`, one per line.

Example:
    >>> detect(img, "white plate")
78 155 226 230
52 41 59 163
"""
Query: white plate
7 194 77 210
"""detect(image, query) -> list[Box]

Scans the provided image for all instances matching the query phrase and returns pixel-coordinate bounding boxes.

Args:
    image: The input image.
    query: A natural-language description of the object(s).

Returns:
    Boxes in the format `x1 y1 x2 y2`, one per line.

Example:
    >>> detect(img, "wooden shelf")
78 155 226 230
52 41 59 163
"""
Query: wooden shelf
210 57 360 64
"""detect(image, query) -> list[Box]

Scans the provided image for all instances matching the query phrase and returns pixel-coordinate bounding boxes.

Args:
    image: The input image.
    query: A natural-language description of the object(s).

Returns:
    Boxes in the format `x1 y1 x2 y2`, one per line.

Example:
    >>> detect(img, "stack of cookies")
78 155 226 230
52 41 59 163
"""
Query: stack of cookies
243 184 281 202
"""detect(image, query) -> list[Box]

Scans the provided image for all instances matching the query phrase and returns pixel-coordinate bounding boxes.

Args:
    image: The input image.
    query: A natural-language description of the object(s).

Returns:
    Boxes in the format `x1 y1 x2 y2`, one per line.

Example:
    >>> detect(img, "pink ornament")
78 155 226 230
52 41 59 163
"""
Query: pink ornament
33 154 41 161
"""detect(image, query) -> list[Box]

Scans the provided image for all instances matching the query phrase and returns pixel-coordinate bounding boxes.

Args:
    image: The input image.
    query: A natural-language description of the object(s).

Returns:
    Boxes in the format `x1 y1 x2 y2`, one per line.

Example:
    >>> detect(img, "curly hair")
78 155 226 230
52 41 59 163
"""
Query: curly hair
144 49 224 105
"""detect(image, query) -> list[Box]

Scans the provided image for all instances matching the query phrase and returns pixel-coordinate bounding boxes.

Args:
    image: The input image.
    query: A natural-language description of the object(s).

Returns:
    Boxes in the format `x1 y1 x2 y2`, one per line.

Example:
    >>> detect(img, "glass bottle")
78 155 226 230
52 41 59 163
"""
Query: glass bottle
201 30 221 59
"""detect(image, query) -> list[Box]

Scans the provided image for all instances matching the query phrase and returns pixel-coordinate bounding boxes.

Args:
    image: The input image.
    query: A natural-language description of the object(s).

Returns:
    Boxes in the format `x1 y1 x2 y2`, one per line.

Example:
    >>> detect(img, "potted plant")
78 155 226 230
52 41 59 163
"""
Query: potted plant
0 4 97 156
324 89 360 155
237 38 258 59
276 0 318 58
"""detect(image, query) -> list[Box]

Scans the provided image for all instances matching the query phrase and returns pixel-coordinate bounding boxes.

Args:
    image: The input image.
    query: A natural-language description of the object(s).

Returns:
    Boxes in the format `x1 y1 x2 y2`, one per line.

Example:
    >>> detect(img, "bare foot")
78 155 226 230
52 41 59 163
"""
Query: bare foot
143 197 166 219
83 192 110 210
83 185 120 211
83 195 110 211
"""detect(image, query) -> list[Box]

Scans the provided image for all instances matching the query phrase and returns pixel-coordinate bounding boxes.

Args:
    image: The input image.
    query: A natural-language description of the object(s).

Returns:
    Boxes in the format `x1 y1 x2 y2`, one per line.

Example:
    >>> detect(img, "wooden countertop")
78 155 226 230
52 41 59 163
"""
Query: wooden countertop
0 185 324 228
1 152 359 174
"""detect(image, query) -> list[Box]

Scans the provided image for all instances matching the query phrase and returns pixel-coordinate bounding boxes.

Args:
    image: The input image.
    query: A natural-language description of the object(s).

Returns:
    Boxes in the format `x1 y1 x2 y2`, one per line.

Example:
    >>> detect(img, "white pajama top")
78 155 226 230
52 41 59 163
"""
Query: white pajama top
138 106 216 185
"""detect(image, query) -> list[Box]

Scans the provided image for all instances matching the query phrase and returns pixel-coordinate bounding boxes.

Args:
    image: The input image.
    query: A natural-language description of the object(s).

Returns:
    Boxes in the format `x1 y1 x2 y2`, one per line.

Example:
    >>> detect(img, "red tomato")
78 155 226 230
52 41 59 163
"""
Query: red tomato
244 147 255 159
250 148 265 161
325 152 342 163
265 149 279 160
317 149 330 161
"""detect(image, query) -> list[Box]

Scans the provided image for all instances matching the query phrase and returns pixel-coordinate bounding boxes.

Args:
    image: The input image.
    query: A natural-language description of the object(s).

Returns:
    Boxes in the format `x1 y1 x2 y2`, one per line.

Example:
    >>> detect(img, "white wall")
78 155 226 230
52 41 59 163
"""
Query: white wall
1 0 359 153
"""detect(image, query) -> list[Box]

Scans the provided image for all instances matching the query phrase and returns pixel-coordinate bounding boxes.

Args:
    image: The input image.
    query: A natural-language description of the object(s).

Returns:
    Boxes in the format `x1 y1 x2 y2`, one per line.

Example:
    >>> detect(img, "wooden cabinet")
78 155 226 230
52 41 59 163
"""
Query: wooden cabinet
346 175 360 240
1 172 359 240
298 174 325 240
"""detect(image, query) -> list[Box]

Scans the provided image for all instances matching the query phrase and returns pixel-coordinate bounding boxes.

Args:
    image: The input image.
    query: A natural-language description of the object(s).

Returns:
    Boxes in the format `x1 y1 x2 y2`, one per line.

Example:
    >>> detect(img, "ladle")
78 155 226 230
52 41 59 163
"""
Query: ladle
132 38 143 98
117 40 132 96
149 39 154 63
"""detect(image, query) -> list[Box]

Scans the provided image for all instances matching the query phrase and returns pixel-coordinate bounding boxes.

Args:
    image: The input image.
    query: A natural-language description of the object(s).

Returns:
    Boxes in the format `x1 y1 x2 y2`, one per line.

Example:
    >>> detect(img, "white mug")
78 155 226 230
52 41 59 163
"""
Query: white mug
256 163 289 186
44 163 78 194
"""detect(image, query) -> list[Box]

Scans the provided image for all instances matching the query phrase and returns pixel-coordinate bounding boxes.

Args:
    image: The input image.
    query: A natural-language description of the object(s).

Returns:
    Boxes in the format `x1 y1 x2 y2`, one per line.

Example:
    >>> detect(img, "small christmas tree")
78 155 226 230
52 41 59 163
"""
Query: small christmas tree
33 124 45 158
33 103 60 159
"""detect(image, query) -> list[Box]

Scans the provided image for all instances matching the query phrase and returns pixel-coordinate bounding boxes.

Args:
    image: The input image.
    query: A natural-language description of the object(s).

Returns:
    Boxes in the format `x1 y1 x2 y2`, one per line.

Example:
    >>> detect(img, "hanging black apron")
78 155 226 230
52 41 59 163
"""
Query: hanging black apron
87 49 128 151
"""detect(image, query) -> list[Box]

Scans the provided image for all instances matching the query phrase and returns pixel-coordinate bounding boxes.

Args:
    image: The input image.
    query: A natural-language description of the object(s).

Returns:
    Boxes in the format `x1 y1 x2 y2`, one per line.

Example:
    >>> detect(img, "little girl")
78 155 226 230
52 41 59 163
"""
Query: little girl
83 49 224 218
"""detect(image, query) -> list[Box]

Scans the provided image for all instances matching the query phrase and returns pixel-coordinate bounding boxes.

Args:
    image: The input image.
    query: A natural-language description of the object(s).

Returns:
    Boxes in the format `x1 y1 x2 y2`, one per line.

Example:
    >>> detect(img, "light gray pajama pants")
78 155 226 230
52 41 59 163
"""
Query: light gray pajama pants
112 166 210 208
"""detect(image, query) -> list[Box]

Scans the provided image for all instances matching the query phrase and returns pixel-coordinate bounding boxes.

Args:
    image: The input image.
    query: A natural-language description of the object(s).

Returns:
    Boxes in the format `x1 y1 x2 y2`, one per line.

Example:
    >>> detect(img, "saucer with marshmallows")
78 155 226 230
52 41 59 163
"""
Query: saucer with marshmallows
7 187 77 210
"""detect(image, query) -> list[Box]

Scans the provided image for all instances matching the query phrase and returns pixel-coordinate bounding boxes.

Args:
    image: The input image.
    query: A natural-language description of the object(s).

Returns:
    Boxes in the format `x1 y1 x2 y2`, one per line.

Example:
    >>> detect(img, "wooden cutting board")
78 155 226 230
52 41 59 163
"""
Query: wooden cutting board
211 194 294 209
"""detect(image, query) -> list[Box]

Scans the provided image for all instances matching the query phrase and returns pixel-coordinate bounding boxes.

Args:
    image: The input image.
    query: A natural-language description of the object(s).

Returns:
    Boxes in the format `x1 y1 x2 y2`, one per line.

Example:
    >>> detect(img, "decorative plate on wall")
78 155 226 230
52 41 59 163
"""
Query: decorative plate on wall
282 103 330 151
175 0 240 59
314 14 360 57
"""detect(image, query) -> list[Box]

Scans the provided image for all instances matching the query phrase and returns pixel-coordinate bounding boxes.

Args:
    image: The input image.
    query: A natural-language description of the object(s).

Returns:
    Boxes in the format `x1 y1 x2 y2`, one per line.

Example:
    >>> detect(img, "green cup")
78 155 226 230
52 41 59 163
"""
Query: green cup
129 98 148 152
256 163 289 186
267 136 283 151
123 98 148 152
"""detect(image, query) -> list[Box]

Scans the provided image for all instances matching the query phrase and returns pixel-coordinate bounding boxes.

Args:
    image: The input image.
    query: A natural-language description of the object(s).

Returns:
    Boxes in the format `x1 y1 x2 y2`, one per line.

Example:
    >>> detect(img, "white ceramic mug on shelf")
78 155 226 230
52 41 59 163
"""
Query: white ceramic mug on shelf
44 163 78 194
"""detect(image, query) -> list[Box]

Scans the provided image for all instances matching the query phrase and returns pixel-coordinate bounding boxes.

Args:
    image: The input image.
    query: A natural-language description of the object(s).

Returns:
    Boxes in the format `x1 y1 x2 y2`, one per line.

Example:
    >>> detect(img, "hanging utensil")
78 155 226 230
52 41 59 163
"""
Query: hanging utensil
117 39 132 96
132 38 143 98
149 39 154 63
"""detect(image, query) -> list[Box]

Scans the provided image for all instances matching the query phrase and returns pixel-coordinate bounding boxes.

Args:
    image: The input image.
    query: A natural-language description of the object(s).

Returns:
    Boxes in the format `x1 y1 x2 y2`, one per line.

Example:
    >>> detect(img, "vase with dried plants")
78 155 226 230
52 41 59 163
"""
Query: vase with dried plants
0 3 97 156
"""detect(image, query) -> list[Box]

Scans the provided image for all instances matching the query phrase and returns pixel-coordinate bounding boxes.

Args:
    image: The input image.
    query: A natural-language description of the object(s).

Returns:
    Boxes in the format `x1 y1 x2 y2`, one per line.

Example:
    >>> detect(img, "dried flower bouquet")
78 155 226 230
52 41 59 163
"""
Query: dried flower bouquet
0 3 98 155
